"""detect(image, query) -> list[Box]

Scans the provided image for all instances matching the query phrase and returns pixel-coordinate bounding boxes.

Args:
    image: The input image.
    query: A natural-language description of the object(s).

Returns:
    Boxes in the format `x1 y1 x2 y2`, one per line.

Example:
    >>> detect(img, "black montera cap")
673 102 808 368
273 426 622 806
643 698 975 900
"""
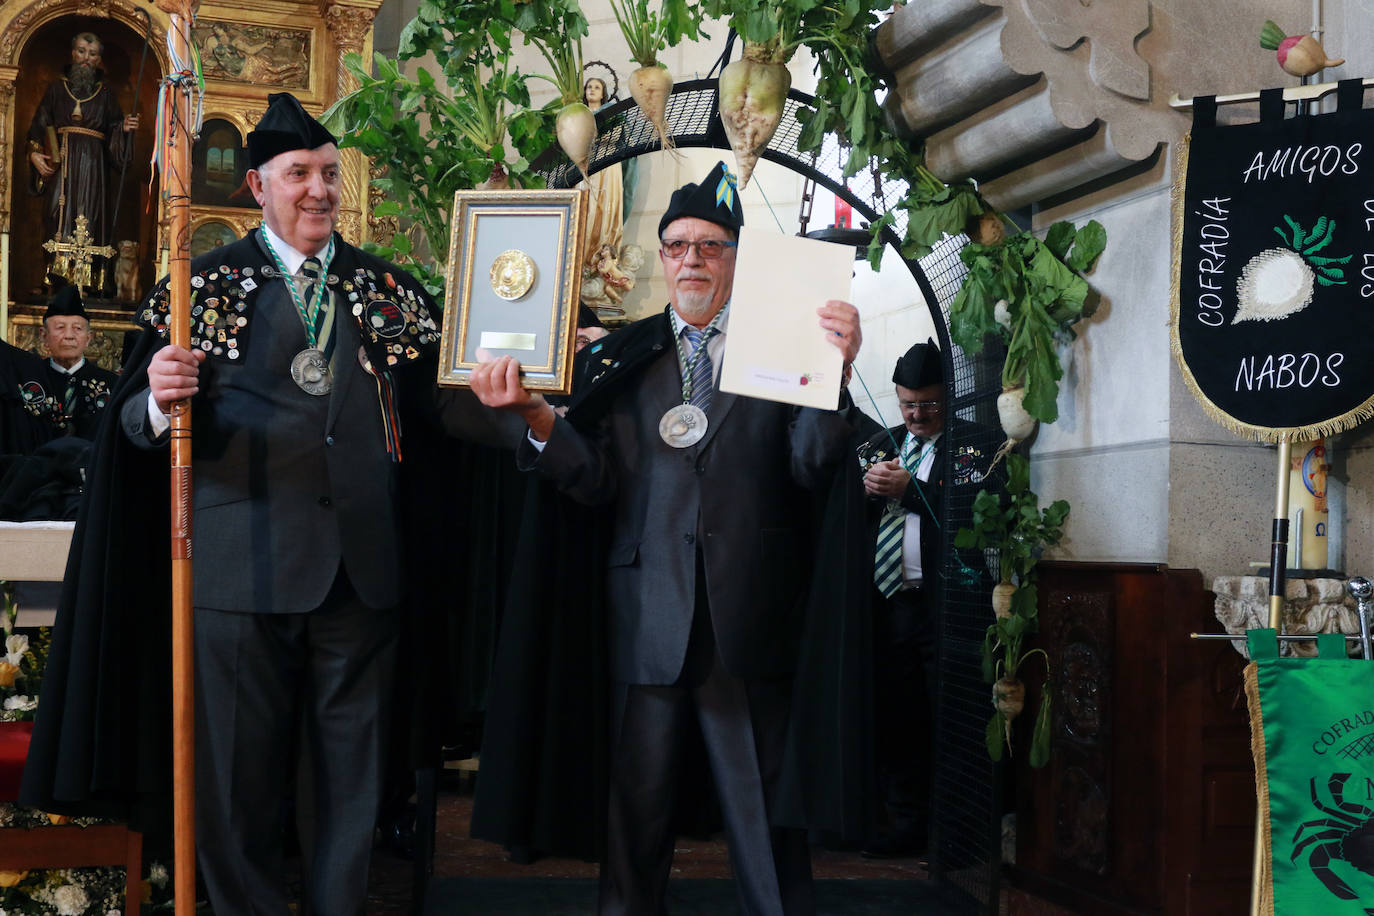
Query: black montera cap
658 161 744 238
44 284 86 322
893 338 943 388
247 93 337 170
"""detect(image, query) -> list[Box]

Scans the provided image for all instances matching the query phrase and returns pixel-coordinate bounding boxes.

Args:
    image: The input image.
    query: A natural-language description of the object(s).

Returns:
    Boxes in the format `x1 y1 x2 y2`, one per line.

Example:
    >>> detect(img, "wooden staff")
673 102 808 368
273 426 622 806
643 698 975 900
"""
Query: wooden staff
154 1 197 911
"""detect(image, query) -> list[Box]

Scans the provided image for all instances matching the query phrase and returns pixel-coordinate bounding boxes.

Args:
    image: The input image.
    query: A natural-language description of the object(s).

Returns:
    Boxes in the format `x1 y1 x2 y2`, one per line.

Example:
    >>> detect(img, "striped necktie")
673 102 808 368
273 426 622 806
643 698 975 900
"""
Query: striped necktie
299 257 336 359
873 434 923 598
683 326 715 412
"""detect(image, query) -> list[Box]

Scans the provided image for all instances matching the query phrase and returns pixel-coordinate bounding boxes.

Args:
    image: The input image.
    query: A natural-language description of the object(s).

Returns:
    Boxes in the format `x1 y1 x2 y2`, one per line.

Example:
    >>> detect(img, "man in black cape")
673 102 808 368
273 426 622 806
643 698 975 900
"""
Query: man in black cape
20 92 515 914
470 161 874 914
857 339 1001 857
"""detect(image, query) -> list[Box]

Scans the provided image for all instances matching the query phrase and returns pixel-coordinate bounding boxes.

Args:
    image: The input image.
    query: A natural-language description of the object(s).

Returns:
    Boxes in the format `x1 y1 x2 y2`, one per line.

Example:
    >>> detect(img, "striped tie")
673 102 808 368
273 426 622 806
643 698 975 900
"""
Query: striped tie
873 435 921 598
300 257 336 359
684 327 714 412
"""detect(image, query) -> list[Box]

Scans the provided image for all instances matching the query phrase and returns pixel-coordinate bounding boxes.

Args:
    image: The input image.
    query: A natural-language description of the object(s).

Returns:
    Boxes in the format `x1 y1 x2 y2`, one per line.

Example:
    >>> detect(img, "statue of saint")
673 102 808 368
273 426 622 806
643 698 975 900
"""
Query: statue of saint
27 32 140 285
578 71 641 317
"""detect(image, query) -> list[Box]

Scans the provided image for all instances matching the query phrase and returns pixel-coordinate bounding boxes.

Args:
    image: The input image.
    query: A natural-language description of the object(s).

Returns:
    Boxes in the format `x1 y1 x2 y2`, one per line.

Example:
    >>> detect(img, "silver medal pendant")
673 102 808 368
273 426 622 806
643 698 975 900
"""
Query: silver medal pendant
659 403 707 448
291 348 333 396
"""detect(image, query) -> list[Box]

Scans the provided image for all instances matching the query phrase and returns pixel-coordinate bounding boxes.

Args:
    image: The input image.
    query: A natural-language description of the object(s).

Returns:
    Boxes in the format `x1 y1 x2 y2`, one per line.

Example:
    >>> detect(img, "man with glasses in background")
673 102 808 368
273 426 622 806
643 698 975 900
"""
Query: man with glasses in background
472 161 863 915
857 340 993 859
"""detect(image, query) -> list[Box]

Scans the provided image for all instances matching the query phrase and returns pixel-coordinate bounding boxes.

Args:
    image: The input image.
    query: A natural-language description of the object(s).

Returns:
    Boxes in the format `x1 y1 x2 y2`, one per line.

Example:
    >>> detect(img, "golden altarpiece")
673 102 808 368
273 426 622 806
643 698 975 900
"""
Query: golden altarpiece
0 0 388 368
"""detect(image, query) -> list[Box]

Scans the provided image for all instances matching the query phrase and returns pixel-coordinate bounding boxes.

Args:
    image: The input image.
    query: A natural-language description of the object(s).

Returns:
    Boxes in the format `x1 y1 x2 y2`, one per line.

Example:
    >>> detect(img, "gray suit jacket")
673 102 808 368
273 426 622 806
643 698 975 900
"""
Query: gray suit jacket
521 316 853 685
122 233 514 614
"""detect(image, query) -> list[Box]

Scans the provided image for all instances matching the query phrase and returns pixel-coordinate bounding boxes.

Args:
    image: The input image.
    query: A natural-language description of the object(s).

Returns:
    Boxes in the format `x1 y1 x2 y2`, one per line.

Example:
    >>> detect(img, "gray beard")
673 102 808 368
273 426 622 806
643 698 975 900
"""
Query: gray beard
673 290 718 322
68 65 97 97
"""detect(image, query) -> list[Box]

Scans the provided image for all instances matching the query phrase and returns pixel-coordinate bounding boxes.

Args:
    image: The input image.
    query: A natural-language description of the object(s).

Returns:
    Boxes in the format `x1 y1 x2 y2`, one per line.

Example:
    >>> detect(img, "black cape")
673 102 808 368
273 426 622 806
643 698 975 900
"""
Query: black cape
470 309 874 858
1 338 59 455
19 234 492 829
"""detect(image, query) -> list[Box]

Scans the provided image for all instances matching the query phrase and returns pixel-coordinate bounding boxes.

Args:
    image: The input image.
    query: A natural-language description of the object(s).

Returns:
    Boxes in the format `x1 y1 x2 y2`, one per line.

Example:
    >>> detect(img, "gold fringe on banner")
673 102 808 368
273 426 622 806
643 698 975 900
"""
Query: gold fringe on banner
1168 130 1374 443
1243 660 1275 916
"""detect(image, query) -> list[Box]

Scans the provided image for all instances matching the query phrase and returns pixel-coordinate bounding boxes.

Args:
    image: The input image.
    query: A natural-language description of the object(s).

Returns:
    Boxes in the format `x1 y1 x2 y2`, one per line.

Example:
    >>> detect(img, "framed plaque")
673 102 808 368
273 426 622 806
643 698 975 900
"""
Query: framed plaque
438 189 587 393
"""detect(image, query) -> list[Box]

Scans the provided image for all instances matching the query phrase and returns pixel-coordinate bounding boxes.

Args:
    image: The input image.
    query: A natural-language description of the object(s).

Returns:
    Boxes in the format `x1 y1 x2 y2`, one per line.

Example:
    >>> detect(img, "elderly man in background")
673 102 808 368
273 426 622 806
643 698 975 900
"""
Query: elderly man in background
857 340 995 858
40 286 116 440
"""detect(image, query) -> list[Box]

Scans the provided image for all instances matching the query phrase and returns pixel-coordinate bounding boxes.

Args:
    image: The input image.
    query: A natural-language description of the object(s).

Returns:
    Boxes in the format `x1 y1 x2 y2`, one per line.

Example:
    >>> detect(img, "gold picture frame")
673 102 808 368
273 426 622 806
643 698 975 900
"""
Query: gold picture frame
438 189 587 394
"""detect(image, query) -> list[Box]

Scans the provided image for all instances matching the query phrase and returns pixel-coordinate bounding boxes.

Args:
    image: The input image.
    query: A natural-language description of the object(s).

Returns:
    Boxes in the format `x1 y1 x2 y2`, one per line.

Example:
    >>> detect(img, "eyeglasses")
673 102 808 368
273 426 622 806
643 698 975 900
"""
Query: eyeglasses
660 239 738 260
898 400 943 413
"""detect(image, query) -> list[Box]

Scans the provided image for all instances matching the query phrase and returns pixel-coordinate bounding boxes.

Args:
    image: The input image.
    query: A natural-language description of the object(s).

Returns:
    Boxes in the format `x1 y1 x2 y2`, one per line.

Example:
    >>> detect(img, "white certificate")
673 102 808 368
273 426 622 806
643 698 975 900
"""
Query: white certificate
719 226 854 409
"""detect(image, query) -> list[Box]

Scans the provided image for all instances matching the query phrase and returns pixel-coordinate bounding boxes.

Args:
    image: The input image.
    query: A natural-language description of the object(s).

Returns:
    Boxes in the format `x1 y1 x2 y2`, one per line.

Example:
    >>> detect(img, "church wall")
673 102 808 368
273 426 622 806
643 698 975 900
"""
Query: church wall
1029 172 1176 566
1023 2 1374 586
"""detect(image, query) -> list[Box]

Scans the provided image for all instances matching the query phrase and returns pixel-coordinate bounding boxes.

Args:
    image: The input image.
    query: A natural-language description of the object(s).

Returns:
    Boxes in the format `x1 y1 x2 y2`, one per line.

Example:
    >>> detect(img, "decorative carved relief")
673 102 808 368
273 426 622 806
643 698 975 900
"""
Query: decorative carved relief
1019 0 1151 100
336 209 360 245
194 19 311 89
1045 584 1113 876
367 162 397 240
324 4 372 52
1 0 169 65
0 79 14 222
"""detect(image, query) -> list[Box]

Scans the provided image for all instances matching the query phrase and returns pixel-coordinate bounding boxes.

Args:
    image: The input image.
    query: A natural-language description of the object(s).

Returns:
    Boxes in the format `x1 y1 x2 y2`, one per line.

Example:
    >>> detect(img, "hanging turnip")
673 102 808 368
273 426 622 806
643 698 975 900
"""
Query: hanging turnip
534 39 597 183
607 0 704 154
556 102 597 183
997 385 1037 443
991 582 1016 619
1260 20 1344 77
718 42 792 189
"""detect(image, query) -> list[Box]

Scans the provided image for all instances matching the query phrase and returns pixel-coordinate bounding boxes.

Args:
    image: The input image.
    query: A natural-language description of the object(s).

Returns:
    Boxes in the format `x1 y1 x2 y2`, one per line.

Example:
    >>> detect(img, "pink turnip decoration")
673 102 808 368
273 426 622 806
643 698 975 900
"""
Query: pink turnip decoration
1260 21 1344 77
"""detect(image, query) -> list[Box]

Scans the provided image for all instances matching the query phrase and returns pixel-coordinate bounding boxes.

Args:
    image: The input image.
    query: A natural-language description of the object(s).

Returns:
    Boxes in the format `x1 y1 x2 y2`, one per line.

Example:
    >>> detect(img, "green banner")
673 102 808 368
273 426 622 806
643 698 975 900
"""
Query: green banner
1245 628 1374 915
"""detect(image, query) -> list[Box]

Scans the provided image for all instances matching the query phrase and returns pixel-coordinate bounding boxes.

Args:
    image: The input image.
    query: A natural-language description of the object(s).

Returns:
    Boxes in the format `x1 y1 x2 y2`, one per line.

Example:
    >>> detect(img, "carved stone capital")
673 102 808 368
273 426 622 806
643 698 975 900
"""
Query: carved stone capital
324 3 374 52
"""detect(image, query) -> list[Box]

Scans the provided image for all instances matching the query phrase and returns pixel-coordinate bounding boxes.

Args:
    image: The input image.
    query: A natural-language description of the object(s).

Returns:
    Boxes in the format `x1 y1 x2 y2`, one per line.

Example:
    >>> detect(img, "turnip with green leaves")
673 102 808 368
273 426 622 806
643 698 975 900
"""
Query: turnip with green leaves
718 43 792 189
607 0 704 154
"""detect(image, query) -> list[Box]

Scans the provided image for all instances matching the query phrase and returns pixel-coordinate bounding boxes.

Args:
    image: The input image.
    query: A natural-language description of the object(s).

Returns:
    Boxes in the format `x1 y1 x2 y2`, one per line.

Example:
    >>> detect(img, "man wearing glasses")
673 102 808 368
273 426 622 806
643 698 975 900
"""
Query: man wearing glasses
857 340 985 859
472 161 862 915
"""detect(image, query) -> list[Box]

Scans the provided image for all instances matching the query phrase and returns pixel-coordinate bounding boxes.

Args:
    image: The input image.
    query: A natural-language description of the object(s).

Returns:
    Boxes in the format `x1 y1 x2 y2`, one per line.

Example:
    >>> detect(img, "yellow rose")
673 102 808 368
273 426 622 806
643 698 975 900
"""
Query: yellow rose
0 869 27 887
0 660 17 687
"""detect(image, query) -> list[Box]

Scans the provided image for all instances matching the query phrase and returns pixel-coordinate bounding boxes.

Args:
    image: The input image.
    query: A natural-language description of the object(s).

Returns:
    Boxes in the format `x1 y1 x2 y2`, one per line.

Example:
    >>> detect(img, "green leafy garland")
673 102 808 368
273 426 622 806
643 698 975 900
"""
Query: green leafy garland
952 454 1068 766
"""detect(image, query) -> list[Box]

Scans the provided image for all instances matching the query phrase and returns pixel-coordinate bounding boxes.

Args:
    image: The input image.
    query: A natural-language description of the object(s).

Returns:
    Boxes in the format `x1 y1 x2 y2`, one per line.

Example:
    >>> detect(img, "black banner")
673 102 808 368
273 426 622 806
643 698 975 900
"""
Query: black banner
1173 80 1374 440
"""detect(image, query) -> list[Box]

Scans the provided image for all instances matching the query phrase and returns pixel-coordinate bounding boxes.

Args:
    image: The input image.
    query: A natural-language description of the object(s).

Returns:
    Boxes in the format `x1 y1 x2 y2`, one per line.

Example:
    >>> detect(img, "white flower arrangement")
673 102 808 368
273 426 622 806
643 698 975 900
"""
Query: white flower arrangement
0 582 48 722
4 635 26 668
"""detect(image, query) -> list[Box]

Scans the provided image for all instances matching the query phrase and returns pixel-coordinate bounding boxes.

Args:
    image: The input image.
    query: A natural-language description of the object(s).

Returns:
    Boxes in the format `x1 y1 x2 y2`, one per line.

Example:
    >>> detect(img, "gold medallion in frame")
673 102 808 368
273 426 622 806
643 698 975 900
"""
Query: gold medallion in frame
438 189 587 394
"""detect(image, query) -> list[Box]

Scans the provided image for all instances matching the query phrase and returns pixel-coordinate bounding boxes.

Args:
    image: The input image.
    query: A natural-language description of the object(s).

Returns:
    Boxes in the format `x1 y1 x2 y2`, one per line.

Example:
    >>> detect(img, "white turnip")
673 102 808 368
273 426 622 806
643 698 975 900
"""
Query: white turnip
629 64 675 153
991 582 1016 620
556 102 597 184
718 46 791 190
993 676 1025 722
997 385 1037 442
